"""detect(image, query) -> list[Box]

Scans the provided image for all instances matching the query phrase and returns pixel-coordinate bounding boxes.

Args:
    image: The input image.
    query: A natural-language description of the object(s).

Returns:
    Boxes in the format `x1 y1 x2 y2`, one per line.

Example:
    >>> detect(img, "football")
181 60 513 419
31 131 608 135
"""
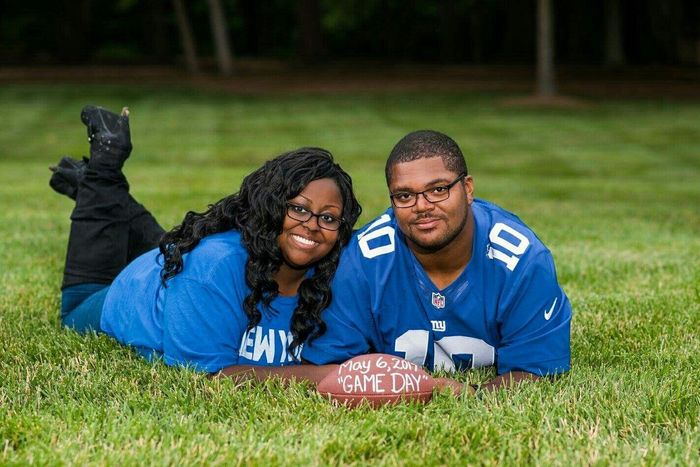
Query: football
317 353 436 408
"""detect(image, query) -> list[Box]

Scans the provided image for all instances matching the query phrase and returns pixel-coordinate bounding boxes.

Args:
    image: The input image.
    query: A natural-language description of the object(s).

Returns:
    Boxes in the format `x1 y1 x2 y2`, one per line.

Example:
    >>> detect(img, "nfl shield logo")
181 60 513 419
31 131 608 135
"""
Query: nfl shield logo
431 292 446 309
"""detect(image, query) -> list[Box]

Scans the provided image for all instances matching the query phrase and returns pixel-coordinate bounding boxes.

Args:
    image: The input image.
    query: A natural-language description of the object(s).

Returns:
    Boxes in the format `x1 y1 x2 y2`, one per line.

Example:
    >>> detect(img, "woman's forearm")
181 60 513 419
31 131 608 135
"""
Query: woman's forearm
215 364 339 385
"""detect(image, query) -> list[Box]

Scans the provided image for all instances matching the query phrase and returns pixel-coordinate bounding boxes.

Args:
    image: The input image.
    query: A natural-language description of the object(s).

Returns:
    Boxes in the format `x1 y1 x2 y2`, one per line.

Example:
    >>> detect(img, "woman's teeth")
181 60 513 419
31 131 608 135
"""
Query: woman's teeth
292 234 318 246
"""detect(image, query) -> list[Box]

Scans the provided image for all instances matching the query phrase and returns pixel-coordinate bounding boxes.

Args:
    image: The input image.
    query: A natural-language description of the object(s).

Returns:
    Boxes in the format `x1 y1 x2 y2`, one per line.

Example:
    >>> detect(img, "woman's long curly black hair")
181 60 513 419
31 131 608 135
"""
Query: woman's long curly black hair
159 148 361 357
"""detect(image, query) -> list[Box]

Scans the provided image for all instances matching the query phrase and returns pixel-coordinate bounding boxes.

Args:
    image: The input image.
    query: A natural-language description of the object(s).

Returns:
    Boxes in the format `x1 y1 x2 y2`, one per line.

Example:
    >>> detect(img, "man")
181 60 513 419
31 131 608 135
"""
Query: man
302 130 571 392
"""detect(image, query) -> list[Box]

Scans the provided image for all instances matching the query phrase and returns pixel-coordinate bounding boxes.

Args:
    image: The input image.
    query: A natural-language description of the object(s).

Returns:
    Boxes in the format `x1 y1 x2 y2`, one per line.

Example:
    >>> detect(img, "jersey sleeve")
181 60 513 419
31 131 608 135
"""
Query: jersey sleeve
301 251 377 364
496 250 571 376
161 277 245 373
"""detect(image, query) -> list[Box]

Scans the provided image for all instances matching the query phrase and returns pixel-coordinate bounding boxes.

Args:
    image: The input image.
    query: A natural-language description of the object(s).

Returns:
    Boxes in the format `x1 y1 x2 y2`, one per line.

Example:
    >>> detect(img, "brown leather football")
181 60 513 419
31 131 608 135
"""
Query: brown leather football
317 353 436 408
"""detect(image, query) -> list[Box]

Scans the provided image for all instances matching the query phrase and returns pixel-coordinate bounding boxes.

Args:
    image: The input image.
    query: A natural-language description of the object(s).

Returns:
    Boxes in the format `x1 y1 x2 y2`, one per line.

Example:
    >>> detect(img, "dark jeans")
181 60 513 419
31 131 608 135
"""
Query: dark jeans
61 163 164 333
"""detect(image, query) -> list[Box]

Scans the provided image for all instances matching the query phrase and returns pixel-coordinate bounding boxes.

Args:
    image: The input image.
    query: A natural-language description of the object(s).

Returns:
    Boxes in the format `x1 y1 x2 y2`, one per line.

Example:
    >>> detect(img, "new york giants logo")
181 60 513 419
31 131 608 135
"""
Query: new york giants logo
431 292 445 309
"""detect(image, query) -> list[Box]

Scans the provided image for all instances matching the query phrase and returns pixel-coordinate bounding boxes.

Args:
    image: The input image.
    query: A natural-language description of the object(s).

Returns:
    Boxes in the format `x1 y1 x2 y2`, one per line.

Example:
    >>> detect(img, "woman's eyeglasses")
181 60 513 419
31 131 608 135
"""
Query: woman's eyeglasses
286 203 344 231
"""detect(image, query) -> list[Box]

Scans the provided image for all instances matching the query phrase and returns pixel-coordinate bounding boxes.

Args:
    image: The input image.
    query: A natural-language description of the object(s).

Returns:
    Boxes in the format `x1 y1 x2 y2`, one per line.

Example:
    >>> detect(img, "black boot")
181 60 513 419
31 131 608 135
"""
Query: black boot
81 105 132 172
49 156 88 200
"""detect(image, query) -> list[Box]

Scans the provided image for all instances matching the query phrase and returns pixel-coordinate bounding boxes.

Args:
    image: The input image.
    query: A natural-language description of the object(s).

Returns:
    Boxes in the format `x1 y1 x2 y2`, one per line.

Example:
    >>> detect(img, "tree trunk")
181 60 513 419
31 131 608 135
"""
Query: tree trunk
172 0 199 73
605 0 625 66
207 0 234 76
536 0 556 97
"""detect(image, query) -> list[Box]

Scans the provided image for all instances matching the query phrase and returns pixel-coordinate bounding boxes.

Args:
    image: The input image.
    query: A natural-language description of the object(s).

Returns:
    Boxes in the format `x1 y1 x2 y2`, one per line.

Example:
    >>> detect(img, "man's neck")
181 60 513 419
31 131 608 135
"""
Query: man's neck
409 212 474 290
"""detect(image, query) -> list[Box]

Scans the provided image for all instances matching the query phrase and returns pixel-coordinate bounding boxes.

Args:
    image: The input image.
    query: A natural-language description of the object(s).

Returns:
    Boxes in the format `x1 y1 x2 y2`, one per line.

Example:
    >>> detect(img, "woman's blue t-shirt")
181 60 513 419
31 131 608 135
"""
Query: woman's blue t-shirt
100 230 301 372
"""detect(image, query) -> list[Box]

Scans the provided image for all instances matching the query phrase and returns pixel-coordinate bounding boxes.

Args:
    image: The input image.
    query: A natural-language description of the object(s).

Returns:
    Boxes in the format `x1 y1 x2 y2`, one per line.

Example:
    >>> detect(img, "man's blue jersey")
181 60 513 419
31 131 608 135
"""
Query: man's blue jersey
101 230 302 372
303 199 571 376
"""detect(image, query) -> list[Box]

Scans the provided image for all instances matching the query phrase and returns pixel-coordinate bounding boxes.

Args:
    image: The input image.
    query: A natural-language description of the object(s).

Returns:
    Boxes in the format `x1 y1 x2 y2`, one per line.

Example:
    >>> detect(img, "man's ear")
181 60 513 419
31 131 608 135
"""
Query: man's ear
464 175 474 204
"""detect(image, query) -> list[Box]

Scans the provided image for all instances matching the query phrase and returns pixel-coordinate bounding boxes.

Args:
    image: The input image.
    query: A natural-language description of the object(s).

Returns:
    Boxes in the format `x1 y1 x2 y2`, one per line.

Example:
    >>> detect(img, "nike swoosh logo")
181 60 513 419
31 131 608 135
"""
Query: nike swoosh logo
544 298 558 321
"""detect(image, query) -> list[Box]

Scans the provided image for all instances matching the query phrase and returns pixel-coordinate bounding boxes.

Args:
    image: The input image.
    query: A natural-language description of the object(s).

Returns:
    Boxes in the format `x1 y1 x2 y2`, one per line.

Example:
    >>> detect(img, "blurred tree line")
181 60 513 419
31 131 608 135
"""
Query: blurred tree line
1 0 699 68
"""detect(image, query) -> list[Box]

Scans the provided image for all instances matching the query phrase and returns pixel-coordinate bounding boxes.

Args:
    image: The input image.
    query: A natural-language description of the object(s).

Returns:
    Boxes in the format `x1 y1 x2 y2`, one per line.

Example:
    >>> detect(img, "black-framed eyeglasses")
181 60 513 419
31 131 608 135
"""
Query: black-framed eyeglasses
286 203 344 231
389 172 467 208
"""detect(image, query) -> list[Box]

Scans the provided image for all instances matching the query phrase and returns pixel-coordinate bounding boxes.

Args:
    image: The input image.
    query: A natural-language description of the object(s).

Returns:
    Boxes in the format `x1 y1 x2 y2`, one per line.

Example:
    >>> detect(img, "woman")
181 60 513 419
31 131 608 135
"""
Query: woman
51 105 361 381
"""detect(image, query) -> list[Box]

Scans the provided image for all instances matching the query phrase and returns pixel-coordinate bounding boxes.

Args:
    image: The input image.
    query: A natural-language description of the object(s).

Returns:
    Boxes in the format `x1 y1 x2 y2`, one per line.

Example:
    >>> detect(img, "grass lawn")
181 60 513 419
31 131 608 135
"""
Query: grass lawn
1 84 699 465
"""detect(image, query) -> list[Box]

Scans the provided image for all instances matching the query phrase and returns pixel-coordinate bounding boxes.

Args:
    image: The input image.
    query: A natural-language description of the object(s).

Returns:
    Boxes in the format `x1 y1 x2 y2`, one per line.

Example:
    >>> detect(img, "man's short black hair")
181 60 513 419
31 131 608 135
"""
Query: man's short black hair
385 130 468 184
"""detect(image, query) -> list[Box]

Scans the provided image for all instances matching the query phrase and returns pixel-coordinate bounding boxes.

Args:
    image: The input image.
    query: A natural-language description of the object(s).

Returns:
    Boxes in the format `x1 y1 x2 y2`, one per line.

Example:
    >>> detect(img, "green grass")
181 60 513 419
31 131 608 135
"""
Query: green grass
1 84 699 465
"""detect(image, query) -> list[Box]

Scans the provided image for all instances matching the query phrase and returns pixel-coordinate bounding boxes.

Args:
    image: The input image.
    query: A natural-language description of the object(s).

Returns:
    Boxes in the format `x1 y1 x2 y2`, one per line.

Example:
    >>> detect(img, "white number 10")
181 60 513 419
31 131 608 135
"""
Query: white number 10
358 214 396 259
488 222 530 271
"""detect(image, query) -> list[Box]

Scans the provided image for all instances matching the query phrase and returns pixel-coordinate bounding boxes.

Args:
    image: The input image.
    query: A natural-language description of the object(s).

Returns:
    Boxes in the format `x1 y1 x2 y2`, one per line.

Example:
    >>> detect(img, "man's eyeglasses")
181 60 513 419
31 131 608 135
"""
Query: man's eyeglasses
286 203 344 231
389 172 467 208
